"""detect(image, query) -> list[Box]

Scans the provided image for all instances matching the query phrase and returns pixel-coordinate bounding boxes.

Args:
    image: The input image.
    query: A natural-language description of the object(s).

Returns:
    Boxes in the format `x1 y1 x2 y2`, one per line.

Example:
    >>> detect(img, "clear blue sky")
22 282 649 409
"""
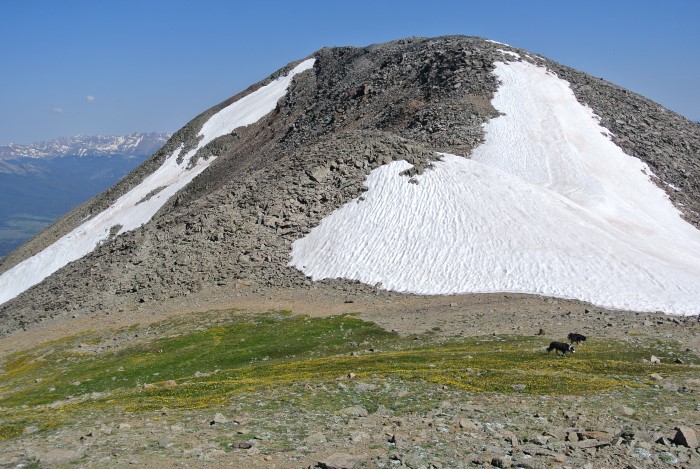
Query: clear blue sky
1 0 698 145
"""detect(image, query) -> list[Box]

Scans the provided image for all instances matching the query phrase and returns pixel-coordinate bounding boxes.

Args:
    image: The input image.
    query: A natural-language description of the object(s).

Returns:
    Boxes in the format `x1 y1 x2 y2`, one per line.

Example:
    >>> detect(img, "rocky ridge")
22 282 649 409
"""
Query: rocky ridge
1 36 699 335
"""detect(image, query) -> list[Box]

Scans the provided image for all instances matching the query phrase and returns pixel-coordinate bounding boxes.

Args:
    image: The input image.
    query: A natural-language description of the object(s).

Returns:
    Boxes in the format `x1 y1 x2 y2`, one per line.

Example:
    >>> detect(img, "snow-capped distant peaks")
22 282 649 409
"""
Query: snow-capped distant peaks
0 133 171 160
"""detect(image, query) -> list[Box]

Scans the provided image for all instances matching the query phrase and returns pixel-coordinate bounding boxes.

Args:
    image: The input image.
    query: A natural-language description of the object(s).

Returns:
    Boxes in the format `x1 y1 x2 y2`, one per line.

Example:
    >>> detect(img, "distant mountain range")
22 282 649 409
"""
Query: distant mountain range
0 132 170 160
0 132 170 259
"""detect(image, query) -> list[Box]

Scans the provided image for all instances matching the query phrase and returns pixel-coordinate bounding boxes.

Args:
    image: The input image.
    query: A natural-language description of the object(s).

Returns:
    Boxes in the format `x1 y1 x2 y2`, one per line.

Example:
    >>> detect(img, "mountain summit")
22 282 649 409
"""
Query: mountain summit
1 36 699 334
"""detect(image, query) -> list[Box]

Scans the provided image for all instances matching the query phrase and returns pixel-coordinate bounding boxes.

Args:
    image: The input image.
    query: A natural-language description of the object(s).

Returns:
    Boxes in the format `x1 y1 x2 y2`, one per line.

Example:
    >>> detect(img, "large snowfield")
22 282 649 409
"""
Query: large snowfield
290 60 700 315
0 59 315 306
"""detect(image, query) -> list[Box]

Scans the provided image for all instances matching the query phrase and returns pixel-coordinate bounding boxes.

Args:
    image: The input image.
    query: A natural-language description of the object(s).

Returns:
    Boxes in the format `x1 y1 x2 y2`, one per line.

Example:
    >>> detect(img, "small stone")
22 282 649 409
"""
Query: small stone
650 373 663 381
374 404 394 416
164 380 177 388
350 431 370 443
118 423 131 430
650 355 661 364
316 452 368 469
303 432 327 445
458 418 479 431
491 455 512 468
402 453 427 469
530 435 549 446
236 441 252 449
579 431 612 440
621 406 635 416
574 439 611 449
210 412 228 425
337 405 369 417
502 430 519 447
508 458 533 469
543 427 566 441
673 426 698 448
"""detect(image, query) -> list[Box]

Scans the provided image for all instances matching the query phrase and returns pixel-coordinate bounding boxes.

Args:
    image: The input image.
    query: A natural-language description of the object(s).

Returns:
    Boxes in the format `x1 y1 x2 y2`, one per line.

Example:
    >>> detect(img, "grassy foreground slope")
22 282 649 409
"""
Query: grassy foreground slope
1 310 699 467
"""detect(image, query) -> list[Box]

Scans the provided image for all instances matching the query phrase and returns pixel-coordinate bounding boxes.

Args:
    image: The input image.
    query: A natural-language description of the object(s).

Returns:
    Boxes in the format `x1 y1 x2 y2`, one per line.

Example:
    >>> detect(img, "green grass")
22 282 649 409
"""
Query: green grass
0 310 698 441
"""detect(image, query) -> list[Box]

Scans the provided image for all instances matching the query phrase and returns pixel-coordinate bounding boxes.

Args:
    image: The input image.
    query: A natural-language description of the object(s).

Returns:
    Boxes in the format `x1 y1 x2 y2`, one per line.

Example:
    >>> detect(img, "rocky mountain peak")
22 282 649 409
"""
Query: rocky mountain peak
0 36 699 335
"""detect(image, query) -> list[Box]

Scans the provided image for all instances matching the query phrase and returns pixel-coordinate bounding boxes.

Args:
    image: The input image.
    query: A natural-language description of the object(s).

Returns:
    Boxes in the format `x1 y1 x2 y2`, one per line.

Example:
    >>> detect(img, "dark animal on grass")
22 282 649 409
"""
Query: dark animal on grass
547 341 575 355
568 333 587 344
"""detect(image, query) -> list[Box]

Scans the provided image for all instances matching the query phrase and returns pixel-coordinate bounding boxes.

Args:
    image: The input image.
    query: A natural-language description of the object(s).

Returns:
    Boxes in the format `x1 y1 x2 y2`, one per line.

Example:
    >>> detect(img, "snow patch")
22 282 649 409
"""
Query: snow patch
0 58 315 306
199 59 315 148
486 39 510 46
290 60 700 315
497 49 520 59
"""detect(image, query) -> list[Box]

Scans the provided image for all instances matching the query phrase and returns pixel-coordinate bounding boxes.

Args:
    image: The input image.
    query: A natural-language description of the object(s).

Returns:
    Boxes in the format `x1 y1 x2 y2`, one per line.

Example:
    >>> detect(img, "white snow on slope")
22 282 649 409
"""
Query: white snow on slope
486 39 510 46
0 58 315 306
290 60 700 315
497 49 520 59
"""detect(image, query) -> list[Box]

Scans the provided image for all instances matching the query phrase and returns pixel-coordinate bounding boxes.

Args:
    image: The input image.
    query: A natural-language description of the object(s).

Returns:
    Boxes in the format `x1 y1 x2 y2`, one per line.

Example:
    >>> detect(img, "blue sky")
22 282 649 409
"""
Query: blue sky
1 0 698 145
